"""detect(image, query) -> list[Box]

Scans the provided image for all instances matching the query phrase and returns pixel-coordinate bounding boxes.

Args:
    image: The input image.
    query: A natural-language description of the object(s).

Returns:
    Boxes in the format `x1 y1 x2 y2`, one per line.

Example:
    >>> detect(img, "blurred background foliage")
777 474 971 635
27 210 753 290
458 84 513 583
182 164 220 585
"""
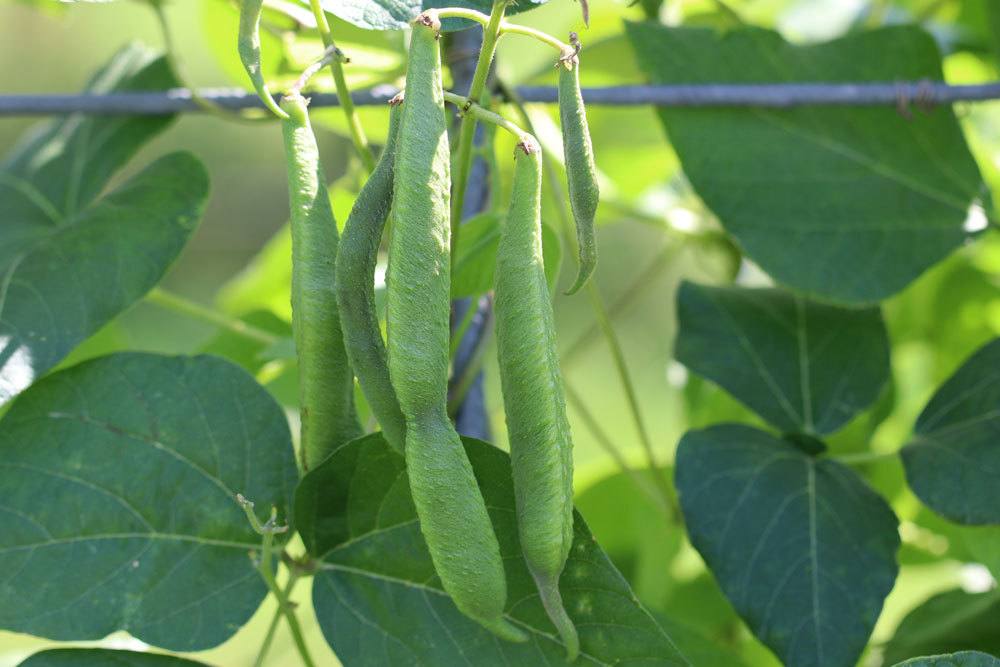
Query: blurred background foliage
2 0 1000 665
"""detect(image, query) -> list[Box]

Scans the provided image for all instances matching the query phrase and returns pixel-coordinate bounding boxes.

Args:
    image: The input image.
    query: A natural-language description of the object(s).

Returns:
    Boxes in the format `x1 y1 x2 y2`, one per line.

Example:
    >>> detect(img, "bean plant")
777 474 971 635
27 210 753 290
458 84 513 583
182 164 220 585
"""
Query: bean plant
2 1 1000 666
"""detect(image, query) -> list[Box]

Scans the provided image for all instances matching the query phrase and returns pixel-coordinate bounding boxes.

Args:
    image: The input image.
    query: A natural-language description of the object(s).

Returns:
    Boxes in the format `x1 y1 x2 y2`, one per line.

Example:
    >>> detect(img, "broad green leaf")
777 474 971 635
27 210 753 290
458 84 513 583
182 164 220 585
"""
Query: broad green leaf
0 353 298 650
902 338 1000 524
0 46 207 406
18 649 210 666
892 652 1000 667
883 588 1000 665
675 282 890 435
318 0 547 32
452 211 562 298
624 23 985 304
296 433 692 666
675 424 900 667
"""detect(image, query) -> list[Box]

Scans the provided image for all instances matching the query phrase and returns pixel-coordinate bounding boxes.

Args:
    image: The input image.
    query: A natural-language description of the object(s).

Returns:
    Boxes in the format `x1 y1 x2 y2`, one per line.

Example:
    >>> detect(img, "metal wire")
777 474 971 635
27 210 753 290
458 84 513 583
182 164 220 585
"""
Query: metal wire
4 80 1000 115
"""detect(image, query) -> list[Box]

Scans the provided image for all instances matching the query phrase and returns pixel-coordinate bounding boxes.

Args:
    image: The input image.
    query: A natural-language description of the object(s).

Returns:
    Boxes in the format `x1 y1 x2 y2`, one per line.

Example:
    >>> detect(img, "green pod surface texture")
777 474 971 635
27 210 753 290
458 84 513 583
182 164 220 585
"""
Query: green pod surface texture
335 103 406 454
280 93 362 470
558 60 599 295
385 16 524 644
495 142 579 660
237 0 287 119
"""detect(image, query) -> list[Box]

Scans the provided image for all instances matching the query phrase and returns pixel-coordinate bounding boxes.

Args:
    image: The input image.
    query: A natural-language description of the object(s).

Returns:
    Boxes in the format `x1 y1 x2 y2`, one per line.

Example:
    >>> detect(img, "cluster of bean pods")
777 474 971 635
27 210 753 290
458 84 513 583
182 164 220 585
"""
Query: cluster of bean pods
240 5 599 660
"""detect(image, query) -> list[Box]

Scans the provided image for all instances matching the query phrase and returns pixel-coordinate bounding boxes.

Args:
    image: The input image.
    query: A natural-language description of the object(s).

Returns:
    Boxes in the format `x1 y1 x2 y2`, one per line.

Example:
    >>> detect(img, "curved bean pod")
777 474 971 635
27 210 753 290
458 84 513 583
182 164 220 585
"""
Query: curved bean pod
237 0 288 119
280 93 362 470
558 51 599 295
495 137 579 660
385 12 524 643
335 101 406 454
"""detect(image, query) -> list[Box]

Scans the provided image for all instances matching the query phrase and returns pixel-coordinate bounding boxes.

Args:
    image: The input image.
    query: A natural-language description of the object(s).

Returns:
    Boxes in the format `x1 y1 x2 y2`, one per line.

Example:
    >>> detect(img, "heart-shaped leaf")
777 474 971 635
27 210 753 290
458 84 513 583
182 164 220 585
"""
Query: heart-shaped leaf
675 282 890 435
883 588 1000 665
296 433 691 665
892 652 1000 667
675 424 900 667
625 23 985 304
18 649 210 666
902 338 1000 524
0 353 298 651
0 45 207 405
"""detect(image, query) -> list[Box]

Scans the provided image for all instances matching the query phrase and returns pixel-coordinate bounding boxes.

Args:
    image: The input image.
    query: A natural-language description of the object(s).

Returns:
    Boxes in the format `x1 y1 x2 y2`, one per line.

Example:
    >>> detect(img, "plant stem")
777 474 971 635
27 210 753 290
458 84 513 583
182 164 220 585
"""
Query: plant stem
443 91 529 142
145 288 280 345
254 572 301 667
435 7 573 55
499 81 667 489
447 307 495 417
237 497 315 667
307 0 376 172
450 296 482 361
449 0 507 268
833 450 898 466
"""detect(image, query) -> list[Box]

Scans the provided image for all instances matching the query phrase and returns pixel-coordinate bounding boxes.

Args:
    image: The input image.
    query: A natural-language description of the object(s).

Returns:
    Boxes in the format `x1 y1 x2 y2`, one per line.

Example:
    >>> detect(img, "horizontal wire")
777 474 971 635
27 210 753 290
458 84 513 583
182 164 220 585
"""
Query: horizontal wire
3 80 1000 115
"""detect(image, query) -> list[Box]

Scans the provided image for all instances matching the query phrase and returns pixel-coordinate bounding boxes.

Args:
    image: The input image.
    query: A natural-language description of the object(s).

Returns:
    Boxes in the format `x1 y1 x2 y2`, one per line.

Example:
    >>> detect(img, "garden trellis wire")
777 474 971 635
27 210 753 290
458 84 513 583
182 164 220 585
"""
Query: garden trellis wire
4 80 1000 115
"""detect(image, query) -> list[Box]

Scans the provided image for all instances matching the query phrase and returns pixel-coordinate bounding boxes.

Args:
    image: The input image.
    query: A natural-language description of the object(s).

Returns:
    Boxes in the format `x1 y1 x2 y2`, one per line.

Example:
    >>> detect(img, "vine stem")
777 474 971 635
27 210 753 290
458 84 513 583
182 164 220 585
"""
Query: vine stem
435 7 574 56
448 0 507 269
499 81 670 501
306 0 376 172
253 572 302 667
144 288 280 345
443 91 529 141
237 496 315 667
832 450 898 466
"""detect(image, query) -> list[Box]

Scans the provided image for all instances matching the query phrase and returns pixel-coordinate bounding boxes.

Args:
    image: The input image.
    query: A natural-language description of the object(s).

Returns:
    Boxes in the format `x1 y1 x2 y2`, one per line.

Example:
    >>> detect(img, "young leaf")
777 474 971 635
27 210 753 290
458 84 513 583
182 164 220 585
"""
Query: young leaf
624 23 985 304
675 424 900 667
891 652 1000 667
902 338 1000 524
18 649 210 666
316 0 547 32
296 433 692 666
883 588 1000 665
0 353 298 651
675 282 890 435
0 45 207 406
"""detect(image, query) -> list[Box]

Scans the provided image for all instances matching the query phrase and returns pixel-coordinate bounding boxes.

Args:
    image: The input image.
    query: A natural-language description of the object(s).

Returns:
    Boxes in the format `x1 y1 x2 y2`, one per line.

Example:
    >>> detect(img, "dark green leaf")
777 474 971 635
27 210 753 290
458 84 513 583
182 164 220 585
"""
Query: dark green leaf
892 652 1000 667
451 212 561 298
18 649 210 666
0 45 207 406
883 588 1000 665
319 0 547 32
0 353 298 650
624 23 984 304
297 433 691 666
675 282 890 435
902 338 1000 524
675 424 900 667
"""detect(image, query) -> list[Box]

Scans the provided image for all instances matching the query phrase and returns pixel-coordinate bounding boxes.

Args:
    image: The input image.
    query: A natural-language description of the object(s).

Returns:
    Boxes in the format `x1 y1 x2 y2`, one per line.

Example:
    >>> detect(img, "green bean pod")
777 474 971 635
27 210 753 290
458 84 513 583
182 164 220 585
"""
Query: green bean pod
280 93 362 470
335 101 406 454
237 0 288 119
558 55 599 295
495 138 579 661
385 12 525 643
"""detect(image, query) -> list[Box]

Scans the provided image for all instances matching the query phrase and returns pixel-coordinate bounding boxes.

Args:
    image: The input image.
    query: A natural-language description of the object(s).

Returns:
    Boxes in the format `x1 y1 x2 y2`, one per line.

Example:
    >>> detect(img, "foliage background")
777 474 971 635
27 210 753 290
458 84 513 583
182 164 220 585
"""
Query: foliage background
1 0 999 665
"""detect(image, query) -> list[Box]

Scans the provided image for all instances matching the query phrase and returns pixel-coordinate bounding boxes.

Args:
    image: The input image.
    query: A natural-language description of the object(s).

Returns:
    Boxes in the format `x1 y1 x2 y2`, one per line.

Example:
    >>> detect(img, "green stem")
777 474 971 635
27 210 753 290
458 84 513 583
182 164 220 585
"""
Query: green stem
254 572 301 667
499 81 666 489
306 0 376 172
443 91 529 142
447 309 495 417
435 7 573 55
145 288 280 345
450 297 481 361
449 0 507 268
833 450 898 466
